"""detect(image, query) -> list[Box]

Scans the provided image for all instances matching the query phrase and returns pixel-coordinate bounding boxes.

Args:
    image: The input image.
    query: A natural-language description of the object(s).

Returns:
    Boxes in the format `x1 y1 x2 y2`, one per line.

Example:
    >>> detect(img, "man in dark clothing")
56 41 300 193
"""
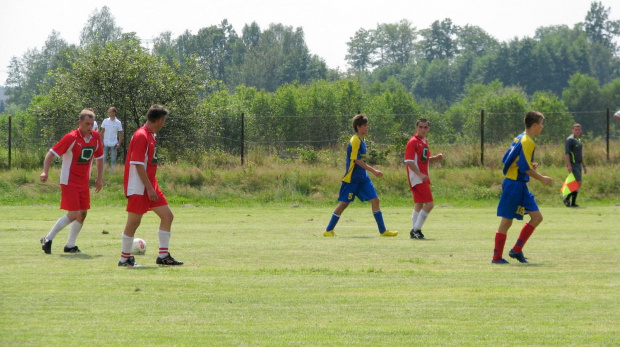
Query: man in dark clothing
564 124 587 207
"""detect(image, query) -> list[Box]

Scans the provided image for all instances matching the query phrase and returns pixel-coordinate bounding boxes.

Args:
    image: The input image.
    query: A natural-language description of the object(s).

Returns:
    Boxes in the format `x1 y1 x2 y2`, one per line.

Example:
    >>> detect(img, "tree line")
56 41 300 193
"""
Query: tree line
1 2 620 163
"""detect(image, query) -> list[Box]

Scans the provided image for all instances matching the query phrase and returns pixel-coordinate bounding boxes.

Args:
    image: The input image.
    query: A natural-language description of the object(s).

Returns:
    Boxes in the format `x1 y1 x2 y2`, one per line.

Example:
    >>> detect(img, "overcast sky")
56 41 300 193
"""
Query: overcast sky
0 0 615 84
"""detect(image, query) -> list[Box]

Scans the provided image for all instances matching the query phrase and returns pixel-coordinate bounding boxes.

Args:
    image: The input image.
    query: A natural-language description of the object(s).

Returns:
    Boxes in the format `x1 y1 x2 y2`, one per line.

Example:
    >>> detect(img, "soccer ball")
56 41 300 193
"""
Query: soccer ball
614 110 620 122
132 238 147 255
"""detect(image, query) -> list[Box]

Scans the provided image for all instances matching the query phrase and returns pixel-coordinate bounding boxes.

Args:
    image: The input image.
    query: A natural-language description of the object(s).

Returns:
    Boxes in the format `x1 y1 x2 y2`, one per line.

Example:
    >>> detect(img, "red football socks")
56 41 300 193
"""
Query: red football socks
512 223 535 253
493 232 507 261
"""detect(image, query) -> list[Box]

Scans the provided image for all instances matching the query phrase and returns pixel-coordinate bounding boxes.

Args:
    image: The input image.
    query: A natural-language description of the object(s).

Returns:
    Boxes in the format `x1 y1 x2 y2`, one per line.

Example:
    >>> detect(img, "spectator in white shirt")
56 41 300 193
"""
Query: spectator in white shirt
99 106 124 172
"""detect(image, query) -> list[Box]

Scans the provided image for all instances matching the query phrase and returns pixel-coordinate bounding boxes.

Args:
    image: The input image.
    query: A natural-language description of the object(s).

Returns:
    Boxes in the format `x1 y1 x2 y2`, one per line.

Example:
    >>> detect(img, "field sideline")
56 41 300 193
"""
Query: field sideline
1 204 618 345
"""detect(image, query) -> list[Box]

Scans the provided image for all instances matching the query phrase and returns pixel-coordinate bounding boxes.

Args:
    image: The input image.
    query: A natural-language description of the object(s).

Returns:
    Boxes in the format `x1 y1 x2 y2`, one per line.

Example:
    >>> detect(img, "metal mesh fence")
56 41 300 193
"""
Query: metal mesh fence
1 109 619 170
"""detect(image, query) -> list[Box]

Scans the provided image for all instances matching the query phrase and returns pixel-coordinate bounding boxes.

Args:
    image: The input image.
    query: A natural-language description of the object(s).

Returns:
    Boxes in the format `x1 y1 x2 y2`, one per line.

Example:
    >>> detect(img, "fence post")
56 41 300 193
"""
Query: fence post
607 108 610 162
240 113 245 166
480 110 485 166
8 116 11 170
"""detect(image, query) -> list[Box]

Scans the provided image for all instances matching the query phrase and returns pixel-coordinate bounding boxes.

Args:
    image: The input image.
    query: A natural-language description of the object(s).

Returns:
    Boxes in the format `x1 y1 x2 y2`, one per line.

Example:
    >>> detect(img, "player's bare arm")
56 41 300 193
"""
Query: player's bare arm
430 153 444 162
406 161 428 181
355 159 383 178
526 169 552 186
39 151 55 182
94 158 104 193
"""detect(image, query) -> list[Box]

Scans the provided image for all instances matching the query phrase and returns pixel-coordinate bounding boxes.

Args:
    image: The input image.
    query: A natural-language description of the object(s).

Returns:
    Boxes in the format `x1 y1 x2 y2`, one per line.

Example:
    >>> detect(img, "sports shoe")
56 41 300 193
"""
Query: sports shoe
380 230 398 237
41 237 52 254
410 229 425 239
508 249 528 263
118 256 141 267
323 230 336 237
64 245 81 253
492 258 509 264
563 197 571 207
156 253 184 266
571 204 579 208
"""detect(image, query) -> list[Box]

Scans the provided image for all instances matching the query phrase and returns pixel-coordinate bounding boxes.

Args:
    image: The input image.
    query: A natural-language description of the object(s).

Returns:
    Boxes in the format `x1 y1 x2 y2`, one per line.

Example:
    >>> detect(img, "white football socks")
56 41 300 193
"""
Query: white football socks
120 233 134 262
158 230 171 259
45 215 72 241
412 210 420 229
413 210 429 231
65 221 82 248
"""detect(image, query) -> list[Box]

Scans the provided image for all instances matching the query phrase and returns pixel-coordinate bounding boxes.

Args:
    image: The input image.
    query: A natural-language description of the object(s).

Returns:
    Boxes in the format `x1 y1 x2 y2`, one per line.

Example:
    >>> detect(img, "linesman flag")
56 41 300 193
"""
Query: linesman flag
561 172 580 197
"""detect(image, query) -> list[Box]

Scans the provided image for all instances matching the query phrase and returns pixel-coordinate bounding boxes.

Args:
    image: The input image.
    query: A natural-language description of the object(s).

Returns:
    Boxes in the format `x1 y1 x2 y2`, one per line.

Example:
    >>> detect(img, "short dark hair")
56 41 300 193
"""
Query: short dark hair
108 106 117 114
79 109 95 121
416 118 430 126
352 114 368 132
524 111 544 129
146 104 169 122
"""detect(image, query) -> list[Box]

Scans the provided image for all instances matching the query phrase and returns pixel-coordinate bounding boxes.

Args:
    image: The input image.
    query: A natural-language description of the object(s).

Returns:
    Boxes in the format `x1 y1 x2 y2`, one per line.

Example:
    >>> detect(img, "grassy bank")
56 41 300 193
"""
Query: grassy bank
1 154 619 208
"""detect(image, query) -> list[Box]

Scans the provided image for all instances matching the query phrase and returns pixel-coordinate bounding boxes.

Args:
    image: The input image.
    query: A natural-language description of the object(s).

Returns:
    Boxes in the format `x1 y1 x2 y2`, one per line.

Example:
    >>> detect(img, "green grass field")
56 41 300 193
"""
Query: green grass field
1 204 618 346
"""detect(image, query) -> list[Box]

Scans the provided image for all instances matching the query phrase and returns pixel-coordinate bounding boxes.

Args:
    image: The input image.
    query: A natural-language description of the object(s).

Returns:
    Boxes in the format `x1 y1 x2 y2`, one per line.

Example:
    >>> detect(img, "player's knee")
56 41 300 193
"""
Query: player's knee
530 214 543 225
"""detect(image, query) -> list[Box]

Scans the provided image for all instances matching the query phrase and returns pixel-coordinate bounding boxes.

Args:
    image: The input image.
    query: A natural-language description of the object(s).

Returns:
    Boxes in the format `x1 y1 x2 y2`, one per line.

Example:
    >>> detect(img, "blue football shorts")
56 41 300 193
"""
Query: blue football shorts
496 178 539 220
337 179 378 203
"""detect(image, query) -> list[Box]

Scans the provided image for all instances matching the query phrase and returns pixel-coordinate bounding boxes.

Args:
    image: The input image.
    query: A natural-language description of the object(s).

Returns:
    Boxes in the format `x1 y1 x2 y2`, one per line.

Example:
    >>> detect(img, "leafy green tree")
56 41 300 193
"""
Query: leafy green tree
152 31 178 66
529 91 574 143
79 6 122 47
193 20 238 83
346 28 375 71
562 73 605 135
30 37 206 158
374 20 418 66
455 25 499 57
4 31 74 108
602 78 620 110
419 19 458 61
232 23 327 92
533 25 590 95
584 1 620 51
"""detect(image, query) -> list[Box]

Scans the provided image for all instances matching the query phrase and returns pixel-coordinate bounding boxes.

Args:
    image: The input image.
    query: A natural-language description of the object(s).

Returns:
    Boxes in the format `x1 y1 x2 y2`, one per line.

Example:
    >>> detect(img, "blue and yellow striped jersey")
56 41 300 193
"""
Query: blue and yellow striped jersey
342 135 369 183
502 132 535 182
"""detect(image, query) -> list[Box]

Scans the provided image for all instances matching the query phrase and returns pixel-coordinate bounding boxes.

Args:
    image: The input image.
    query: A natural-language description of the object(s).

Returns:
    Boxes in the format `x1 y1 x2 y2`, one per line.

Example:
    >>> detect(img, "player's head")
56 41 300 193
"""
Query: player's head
416 118 430 127
146 104 169 131
146 104 169 122
108 106 117 117
524 111 544 129
78 109 96 135
78 109 95 121
415 118 430 137
572 123 582 136
352 114 368 133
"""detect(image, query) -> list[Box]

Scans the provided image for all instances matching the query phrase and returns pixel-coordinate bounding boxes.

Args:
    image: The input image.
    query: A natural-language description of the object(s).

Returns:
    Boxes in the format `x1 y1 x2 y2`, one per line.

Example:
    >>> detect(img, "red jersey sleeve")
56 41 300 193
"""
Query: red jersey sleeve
50 132 77 157
128 132 148 165
405 137 418 161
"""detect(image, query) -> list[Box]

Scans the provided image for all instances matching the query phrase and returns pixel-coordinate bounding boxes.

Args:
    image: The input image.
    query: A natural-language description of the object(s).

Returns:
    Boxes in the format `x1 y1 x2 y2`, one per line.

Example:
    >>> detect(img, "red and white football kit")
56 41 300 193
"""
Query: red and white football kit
124 125 167 214
404 133 433 203
50 129 103 210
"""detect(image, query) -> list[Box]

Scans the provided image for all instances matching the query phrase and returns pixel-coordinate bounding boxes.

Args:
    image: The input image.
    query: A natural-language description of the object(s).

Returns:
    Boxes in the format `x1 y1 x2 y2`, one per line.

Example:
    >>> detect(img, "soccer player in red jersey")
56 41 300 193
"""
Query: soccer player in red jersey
118 105 183 267
39 109 104 254
405 119 443 239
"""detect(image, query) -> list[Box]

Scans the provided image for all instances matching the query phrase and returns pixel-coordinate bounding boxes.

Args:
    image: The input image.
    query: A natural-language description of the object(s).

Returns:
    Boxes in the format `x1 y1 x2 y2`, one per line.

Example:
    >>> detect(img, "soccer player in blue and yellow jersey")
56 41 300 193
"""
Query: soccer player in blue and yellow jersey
324 114 398 237
493 111 552 264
